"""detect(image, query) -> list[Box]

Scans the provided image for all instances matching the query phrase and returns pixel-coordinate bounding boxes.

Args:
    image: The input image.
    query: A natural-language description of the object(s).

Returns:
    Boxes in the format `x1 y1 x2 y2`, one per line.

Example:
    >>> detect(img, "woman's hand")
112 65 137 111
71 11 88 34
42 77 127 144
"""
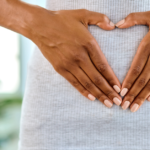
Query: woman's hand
116 11 150 112
27 7 123 107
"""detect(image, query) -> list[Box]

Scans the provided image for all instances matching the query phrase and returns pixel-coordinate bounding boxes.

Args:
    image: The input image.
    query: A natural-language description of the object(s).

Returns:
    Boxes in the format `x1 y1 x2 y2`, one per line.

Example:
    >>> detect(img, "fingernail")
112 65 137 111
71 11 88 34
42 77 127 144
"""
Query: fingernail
104 100 113 108
116 19 125 27
88 94 96 101
120 88 128 97
122 101 130 110
130 103 139 112
113 97 122 106
113 85 121 93
148 97 150 101
110 21 115 27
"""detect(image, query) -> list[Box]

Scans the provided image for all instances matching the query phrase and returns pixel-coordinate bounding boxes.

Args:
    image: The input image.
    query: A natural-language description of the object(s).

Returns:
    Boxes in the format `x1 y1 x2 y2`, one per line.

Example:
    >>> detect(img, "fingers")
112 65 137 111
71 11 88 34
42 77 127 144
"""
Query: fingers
120 32 150 97
83 10 115 30
129 80 150 112
79 51 122 105
67 66 114 108
84 38 121 93
116 12 148 28
60 70 96 101
121 56 150 110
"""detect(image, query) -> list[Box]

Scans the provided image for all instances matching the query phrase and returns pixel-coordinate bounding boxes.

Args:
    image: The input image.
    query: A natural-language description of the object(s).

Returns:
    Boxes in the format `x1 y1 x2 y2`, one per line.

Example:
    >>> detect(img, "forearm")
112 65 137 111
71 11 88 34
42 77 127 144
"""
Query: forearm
0 0 37 38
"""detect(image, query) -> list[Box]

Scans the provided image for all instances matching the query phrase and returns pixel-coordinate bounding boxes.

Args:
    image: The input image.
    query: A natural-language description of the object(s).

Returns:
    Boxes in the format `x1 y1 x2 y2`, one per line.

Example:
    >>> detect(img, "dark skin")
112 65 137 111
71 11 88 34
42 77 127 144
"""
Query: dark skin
116 12 150 112
0 0 122 108
4 1 150 112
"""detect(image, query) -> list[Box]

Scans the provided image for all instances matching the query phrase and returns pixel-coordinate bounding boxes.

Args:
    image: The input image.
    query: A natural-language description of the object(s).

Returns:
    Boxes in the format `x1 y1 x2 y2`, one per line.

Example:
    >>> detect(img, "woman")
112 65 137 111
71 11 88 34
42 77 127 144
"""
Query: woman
1 0 150 149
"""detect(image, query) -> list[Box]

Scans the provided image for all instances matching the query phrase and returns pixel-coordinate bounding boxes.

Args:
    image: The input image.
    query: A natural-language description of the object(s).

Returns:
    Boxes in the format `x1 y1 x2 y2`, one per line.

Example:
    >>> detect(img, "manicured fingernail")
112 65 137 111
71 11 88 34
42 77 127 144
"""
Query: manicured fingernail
130 103 139 112
120 88 128 97
148 97 150 101
110 21 115 27
88 94 96 101
116 19 125 27
113 97 121 106
122 101 130 110
104 100 113 108
113 85 121 93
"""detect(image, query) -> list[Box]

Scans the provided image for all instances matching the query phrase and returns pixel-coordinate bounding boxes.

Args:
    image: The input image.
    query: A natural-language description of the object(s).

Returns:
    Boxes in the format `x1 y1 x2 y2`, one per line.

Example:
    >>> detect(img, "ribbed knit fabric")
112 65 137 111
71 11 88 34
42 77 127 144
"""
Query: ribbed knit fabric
18 0 150 150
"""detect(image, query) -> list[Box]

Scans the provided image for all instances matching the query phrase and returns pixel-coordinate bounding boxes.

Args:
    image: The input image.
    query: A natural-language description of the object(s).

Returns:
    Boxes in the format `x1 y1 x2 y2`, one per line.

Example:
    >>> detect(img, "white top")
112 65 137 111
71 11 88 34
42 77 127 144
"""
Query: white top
19 0 150 150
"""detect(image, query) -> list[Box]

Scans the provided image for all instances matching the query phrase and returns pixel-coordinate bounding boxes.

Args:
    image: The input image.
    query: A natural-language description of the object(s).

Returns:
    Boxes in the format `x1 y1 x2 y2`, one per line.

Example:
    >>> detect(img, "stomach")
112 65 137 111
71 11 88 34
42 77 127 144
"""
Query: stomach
19 0 150 149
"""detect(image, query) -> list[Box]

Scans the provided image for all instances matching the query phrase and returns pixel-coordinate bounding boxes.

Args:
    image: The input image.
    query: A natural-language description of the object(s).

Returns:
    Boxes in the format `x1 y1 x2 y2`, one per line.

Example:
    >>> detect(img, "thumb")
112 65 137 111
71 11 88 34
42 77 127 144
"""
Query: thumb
84 10 115 30
116 12 148 29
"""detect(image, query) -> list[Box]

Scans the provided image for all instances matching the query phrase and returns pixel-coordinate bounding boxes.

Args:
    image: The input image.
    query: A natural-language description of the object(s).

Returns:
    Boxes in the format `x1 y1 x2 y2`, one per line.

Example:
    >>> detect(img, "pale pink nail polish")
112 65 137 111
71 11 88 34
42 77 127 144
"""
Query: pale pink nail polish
113 85 121 93
122 101 130 110
110 21 115 27
120 88 128 97
116 19 125 27
104 100 113 108
131 103 139 112
113 97 121 106
88 94 96 101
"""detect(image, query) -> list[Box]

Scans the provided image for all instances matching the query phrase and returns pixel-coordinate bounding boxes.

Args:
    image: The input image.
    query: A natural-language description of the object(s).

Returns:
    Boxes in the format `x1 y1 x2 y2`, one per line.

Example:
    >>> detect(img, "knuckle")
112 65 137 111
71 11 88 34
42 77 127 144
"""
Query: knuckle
97 93 104 99
79 9 89 19
131 66 141 76
83 38 96 50
84 81 92 89
108 79 116 85
98 64 107 73
106 91 114 97
138 78 146 86
135 97 144 105
93 76 103 85
102 14 109 22
128 12 136 20
127 93 135 100
71 80 79 87
73 53 86 63
124 81 132 89
64 61 75 70
79 9 88 15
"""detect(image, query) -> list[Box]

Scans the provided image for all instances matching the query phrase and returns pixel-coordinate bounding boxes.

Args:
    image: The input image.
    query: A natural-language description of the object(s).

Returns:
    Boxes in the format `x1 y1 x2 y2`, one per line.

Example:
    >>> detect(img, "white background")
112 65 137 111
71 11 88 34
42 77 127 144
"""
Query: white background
0 0 46 97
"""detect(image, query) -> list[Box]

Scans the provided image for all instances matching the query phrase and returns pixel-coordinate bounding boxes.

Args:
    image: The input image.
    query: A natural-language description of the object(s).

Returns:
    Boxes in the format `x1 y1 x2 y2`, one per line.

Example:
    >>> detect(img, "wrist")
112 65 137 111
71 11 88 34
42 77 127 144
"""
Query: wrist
0 0 44 39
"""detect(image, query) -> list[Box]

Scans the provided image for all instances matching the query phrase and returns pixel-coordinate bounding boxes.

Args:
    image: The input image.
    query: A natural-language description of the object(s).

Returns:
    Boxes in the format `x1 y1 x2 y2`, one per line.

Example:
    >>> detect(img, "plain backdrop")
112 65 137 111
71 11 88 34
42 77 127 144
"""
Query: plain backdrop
21 0 46 95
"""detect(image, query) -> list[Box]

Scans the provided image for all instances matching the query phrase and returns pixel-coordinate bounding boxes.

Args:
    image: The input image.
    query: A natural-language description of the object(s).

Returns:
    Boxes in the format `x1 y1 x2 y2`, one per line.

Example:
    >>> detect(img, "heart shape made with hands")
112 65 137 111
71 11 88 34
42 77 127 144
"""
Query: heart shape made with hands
110 11 150 112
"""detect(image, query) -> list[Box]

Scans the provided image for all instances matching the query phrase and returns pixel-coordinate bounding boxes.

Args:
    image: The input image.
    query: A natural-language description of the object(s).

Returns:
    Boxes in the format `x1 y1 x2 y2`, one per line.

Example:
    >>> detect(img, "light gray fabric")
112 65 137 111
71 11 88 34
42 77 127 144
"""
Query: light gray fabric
18 0 150 149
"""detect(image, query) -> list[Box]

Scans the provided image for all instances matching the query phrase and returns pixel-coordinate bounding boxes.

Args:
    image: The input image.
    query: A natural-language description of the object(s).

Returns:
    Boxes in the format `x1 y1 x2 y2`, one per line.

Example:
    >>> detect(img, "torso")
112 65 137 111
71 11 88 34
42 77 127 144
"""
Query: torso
19 1 150 150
